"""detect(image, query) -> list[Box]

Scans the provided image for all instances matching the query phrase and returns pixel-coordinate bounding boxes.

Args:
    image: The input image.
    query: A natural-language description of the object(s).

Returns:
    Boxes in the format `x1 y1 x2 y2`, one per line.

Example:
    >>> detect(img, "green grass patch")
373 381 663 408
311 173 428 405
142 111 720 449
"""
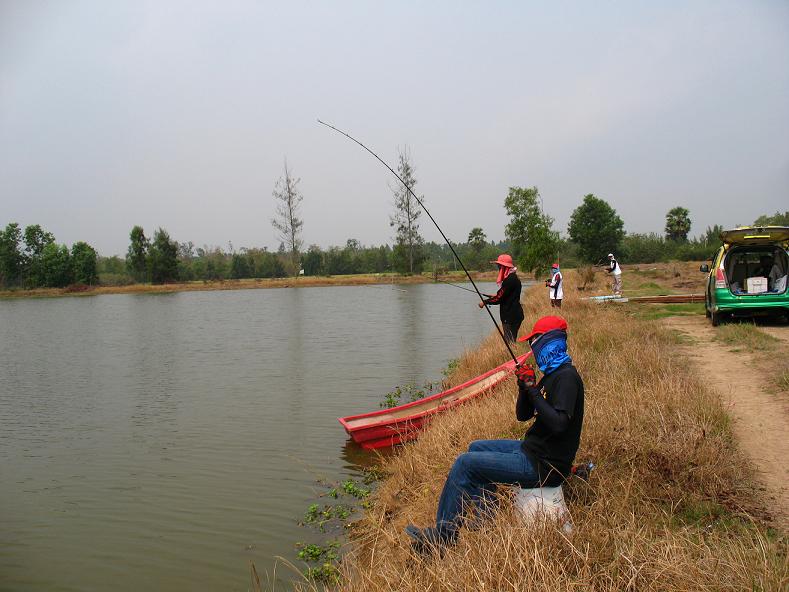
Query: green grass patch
632 303 705 320
672 500 747 531
714 323 779 352
632 281 666 296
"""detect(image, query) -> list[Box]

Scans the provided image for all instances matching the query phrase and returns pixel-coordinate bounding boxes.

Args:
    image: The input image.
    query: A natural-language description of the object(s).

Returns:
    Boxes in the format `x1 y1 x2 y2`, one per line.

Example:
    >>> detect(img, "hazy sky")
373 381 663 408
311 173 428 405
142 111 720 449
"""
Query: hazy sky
1 0 787 256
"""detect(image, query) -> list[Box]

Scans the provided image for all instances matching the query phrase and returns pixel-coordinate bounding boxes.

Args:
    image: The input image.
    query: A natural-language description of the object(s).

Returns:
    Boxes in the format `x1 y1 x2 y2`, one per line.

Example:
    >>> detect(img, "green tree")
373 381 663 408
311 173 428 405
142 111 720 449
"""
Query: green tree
754 210 789 226
148 228 179 284
23 224 55 286
126 226 149 282
376 245 392 273
567 194 625 263
230 253 251 279
71 242 98 285
271 159 304 275
701 224 723 246
39 243 73 287
325 245 353 275
467 227 487 252
302 245 324 276
0 222 24 287
665 206 691 242
504 186 559 278
23 224 55 258
390 148 424 274
621 233 671 263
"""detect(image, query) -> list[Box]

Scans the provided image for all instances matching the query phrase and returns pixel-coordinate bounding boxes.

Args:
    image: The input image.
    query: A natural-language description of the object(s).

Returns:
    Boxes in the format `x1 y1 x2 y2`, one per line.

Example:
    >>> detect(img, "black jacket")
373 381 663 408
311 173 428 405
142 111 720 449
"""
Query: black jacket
483 273 524 324
517 363 584 485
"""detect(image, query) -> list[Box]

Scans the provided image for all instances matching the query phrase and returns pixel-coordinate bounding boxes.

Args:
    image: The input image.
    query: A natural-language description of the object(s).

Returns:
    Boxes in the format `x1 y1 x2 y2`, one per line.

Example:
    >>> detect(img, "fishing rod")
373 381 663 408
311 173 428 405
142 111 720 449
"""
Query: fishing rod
318 119 519 365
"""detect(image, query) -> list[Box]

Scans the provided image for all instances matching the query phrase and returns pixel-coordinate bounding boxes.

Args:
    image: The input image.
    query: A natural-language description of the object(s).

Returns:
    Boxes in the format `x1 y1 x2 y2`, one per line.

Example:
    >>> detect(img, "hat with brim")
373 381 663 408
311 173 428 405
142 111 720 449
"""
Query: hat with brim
490 254 515 268
517 315 568 343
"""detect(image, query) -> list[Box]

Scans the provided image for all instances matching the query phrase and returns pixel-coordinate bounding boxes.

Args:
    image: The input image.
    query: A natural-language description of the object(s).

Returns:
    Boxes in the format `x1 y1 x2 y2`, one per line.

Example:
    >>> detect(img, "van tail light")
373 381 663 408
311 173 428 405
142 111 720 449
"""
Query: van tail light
715 268 727 289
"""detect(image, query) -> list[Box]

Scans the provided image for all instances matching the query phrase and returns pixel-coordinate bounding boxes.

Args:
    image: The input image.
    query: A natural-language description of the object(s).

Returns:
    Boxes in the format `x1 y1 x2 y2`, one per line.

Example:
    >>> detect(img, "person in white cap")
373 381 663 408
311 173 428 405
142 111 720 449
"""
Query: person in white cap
607 253 622 295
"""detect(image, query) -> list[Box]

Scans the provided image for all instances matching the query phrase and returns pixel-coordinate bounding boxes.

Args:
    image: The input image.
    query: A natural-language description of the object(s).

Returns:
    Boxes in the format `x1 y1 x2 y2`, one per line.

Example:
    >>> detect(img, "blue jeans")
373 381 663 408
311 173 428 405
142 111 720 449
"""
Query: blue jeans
435 439 539 539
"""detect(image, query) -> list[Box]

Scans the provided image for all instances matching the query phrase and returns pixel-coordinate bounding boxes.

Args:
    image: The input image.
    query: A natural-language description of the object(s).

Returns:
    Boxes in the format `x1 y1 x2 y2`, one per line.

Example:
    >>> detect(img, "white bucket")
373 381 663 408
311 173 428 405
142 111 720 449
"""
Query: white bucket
514 485 573 534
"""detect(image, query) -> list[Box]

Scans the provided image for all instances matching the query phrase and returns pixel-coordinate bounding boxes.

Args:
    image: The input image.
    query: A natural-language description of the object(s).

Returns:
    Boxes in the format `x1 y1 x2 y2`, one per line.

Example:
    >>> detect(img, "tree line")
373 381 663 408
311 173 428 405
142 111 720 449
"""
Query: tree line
2 145 786 289
0 223 98 288
92 232 508 286
269 151 789 279
506 188 788 277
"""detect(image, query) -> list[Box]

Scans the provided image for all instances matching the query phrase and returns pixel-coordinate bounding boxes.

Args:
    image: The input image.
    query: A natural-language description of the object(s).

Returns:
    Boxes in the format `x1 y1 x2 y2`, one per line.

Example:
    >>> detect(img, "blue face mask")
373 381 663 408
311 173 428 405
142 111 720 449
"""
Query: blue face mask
530 329 571 374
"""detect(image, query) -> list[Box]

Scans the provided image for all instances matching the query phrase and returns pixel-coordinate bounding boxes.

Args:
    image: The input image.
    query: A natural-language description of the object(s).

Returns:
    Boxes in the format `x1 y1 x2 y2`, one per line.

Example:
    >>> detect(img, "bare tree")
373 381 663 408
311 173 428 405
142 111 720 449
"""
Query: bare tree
271 159 304 275
389 147 424 274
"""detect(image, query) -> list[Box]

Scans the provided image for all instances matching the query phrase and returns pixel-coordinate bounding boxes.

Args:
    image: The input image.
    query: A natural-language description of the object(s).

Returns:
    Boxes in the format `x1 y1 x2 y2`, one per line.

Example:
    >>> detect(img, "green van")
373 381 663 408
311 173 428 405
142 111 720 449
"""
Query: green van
700 226 789 326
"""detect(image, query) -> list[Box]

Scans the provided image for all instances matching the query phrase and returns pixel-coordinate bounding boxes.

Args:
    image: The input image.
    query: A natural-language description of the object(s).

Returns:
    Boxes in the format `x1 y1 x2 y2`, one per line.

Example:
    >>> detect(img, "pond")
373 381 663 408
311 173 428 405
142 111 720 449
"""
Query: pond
0 281 511 591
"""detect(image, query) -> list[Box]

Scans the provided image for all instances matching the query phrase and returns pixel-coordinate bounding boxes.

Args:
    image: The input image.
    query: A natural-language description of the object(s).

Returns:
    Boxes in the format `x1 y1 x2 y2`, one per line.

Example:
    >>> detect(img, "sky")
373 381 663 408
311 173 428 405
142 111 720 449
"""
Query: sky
1 0 787 257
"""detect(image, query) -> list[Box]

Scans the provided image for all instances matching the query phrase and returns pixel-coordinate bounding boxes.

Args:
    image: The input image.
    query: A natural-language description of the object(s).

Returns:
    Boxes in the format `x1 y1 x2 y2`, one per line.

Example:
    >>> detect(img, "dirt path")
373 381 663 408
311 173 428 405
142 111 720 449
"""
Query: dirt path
663 316 789 531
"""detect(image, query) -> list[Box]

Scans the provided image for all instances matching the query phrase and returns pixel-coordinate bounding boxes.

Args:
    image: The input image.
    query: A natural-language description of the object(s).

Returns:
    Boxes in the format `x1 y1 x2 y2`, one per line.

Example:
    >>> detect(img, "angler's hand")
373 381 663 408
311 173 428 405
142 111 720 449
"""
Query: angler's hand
515 364 537 387
478 301 485 308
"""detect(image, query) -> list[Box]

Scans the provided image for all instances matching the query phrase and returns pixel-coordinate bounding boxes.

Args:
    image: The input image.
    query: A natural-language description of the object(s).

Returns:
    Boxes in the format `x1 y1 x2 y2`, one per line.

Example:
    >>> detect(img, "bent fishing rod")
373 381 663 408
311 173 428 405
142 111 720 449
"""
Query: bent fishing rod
317 119 519 365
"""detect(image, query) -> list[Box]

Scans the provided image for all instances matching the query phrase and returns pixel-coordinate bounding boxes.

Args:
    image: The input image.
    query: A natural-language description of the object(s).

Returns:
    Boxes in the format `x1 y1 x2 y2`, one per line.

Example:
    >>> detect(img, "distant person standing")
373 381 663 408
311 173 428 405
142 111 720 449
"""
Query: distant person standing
545 263 563 308
607 253 622 295
479 254 524 343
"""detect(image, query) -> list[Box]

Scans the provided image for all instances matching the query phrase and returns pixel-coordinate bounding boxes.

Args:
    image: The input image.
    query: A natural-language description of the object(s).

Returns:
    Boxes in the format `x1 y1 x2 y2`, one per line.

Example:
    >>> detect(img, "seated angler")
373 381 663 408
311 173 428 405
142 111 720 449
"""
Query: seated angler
405 316 585 552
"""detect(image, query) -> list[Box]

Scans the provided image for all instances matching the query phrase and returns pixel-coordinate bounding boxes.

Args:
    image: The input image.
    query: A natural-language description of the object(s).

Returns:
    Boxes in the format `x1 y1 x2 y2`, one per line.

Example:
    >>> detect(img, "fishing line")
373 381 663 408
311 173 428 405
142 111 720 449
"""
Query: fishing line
318 119 519 365
434 277 484 294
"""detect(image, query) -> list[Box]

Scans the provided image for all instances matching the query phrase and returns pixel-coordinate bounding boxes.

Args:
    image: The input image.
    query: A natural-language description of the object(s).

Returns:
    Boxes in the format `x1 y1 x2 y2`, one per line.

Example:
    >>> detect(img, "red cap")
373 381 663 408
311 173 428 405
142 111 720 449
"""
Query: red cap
517 315 568 343
490 254 515 268
551 263 559 268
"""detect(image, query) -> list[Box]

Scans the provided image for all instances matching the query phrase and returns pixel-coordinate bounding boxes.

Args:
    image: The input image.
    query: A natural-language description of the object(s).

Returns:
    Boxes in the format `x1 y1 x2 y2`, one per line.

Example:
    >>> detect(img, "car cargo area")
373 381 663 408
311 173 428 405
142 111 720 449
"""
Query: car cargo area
724 246 788 295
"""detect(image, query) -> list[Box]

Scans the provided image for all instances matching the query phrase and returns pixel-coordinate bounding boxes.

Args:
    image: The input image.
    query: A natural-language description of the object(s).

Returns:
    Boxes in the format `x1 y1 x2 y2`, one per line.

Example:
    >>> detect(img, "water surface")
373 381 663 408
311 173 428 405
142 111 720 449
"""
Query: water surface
0 282 507 591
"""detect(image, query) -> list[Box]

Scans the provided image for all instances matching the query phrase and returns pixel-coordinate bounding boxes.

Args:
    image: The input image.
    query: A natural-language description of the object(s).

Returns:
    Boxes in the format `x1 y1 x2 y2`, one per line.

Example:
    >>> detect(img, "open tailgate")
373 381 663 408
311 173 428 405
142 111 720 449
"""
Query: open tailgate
720 226 789 246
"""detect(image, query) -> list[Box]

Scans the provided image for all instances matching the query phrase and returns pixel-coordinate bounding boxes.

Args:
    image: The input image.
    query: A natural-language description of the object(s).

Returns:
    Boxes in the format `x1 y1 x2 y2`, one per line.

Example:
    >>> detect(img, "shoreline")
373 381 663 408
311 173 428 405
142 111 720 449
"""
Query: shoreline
0 271 499 300
326 271 786 591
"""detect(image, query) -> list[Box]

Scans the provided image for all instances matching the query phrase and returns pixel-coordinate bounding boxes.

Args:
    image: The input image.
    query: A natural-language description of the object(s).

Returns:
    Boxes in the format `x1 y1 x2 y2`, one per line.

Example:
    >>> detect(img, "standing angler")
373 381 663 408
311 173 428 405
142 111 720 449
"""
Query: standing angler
545 262 563 308
479 254 524 343
607 253 622 296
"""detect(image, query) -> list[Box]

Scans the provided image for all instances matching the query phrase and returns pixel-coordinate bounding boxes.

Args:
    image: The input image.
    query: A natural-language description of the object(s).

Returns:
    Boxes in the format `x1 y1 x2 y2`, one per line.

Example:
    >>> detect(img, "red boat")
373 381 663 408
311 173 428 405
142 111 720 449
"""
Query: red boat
338 353 532 449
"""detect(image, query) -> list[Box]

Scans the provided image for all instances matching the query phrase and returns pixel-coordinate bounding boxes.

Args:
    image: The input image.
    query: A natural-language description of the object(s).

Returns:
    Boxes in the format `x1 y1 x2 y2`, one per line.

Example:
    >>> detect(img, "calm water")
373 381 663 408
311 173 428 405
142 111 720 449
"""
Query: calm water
0 282 503 591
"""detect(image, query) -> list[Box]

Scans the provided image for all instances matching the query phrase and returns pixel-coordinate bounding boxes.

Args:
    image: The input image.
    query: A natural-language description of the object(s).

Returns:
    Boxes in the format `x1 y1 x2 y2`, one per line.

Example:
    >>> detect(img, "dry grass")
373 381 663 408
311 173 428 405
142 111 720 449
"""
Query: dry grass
778 367 789 391
300 278 787 591
577 265 598 291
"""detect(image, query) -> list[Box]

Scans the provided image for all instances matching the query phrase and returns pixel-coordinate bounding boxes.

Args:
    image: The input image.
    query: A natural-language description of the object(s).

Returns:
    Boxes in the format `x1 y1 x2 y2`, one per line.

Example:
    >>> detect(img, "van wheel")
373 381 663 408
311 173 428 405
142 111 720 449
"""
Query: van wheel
711 311 722 326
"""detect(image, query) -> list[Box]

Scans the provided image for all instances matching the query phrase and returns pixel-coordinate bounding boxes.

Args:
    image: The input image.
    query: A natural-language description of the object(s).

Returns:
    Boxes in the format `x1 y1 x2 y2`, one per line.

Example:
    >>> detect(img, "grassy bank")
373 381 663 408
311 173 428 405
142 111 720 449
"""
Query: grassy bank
0 271 496 299
303 273 786 591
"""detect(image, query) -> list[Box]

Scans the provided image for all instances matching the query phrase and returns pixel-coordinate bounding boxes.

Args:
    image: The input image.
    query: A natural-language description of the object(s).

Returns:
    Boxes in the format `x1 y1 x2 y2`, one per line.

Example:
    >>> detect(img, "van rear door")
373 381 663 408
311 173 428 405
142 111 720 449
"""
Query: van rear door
720 226 789 246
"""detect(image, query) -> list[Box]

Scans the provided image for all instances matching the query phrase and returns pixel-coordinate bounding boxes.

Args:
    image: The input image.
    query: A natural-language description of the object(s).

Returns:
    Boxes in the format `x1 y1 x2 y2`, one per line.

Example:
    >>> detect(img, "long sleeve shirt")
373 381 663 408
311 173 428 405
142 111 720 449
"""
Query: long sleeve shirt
482 273 524 324
516 363 584 485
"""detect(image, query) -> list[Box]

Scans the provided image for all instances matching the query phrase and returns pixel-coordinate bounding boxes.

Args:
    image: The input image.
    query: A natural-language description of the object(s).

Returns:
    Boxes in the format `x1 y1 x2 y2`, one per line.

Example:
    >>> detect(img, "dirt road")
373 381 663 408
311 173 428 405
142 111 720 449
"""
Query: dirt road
664 315 789 531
